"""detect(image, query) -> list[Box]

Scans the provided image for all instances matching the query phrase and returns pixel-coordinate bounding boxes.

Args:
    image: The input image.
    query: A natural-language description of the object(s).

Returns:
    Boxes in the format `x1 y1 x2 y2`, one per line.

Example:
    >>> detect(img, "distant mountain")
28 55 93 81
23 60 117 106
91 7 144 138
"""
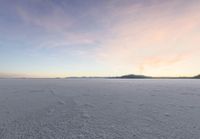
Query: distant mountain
113 74 151 79
194 74 200 78
66 74 200 79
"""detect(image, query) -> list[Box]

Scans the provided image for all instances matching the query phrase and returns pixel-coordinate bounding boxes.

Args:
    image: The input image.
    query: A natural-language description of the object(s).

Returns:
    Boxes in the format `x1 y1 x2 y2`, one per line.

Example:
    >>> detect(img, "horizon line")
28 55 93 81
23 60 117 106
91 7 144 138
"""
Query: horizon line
0 74 199 79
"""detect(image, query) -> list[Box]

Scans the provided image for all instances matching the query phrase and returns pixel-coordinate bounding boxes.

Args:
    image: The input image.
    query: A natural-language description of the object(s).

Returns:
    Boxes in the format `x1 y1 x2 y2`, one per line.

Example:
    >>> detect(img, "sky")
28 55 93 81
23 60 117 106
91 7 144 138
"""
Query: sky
0 0 200 78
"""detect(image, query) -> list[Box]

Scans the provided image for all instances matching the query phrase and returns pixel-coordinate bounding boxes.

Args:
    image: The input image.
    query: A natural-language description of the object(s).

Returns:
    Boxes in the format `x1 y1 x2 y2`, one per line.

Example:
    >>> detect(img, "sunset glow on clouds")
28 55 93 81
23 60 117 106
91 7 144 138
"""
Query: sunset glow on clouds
0 0 200 77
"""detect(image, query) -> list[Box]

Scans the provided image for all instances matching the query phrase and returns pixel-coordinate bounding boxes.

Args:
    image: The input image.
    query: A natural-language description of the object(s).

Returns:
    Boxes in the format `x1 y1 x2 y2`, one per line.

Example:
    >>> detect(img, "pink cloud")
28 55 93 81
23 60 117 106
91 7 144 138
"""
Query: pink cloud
95 0 200 76
16 5 72 32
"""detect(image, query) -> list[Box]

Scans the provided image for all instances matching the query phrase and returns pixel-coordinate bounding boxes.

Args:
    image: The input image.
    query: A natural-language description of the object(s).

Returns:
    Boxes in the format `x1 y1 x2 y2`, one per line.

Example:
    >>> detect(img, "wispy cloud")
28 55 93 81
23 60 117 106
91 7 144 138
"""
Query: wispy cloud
1 0 200 77
16 4 72 32
15 0 102 48
95 0 200 76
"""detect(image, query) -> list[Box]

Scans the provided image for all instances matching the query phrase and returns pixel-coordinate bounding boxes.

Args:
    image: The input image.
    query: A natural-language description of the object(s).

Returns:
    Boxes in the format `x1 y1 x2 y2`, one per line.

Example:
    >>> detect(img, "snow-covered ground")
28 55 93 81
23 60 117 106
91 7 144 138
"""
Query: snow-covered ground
0 79 200 139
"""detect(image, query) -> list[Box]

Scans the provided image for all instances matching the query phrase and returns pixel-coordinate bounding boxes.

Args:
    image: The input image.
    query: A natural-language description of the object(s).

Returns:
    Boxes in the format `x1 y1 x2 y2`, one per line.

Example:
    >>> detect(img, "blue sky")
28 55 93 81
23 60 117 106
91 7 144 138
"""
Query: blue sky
0 0 200 77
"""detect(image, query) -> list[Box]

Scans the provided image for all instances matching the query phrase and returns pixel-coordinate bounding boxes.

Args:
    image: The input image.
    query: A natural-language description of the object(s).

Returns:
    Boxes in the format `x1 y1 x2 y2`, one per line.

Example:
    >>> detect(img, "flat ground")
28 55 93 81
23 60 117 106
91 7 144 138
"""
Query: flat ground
0 79 200 139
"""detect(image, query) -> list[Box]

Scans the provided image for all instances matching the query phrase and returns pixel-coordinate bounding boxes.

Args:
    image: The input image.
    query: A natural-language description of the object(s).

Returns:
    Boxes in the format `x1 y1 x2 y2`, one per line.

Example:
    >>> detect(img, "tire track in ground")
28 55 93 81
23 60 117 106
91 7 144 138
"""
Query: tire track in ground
49 89 66 105
1 91 88 139
0 127 6 139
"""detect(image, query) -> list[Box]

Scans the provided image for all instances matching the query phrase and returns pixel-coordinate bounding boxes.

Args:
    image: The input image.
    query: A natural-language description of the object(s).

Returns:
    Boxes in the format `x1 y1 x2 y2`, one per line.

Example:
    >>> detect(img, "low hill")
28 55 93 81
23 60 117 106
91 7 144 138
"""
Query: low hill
194 74 200 78
113 74 151 79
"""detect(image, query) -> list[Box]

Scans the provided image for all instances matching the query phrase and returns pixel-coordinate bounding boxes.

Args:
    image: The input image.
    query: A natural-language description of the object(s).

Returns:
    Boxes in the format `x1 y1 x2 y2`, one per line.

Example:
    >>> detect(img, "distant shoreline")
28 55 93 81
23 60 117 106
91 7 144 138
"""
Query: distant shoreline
0 74 199 79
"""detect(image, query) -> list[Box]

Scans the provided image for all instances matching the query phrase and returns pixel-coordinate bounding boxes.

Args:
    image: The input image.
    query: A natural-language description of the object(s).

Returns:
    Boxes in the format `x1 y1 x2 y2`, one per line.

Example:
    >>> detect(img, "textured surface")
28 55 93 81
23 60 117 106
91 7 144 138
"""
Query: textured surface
0 79 200 139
